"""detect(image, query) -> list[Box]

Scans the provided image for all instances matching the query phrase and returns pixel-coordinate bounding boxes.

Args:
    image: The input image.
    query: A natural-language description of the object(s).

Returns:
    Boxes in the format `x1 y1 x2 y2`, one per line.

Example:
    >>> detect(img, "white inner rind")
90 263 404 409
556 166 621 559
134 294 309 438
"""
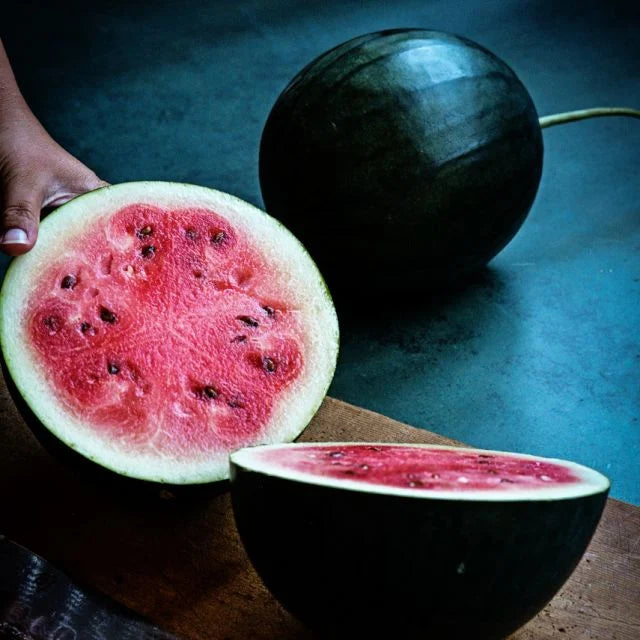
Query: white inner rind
0 182 339 484
230 443 610 501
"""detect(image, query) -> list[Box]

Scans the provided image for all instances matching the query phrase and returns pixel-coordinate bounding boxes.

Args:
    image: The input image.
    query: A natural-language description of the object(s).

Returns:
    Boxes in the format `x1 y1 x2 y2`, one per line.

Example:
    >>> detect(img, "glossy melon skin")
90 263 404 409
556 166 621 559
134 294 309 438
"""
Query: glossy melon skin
230 458 608 639
259 29 544 294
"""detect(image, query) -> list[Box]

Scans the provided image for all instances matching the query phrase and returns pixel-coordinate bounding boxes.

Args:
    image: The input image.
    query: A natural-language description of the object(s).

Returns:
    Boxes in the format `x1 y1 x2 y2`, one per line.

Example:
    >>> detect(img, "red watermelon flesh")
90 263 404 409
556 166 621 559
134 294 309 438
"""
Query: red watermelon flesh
1 183 339 484
29 204 304 456
241 443 601 497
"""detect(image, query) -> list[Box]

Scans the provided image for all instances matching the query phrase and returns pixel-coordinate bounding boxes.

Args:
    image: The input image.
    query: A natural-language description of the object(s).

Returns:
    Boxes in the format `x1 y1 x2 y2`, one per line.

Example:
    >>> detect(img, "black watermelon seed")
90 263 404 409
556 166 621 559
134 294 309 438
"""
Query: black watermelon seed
211 231 225 244
107 363 120 375
232 335 247 343
329 451 344 458
100 307 117 323
141 245 156 259
237 315 259 327
61 274 77 289
262 357 277 373
137 226 153 237
80 322 93 334
185 229 198 240
204 386 218 399
43 316 60 332
262 305 275 316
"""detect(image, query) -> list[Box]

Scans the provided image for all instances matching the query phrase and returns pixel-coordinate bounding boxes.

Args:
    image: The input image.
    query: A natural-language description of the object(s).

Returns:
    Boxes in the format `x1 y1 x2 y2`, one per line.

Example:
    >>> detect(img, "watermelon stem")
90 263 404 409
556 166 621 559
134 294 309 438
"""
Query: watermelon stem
539 107 640 129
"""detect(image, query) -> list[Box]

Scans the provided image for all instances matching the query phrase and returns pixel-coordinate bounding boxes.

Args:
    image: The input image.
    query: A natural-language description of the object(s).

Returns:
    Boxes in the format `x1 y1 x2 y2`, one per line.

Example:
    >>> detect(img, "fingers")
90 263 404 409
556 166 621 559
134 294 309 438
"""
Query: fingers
0 180 45 256
0 167 109 256
0 45 110 256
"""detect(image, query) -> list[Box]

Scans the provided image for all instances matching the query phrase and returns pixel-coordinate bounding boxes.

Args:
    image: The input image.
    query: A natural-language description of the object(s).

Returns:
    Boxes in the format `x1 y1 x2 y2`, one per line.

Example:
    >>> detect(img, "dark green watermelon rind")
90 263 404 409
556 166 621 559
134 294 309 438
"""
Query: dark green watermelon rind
230 461 608 639
259 29 544 297
0 182 339 487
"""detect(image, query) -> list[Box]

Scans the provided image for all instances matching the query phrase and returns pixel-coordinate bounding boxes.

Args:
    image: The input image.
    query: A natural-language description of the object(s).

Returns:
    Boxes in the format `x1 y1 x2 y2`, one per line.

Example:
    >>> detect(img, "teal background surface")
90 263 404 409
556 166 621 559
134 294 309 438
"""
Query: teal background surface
1 1 638 503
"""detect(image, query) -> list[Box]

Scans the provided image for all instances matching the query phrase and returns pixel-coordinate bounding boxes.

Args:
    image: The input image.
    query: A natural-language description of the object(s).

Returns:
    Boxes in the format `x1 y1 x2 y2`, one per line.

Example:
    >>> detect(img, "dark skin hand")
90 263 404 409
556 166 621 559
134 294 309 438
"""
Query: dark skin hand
0 39 108 255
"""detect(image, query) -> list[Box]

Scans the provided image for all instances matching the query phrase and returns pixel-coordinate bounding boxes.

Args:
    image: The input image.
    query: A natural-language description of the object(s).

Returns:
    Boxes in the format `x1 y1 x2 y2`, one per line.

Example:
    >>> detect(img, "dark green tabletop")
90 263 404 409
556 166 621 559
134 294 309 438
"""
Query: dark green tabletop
1 0 638 503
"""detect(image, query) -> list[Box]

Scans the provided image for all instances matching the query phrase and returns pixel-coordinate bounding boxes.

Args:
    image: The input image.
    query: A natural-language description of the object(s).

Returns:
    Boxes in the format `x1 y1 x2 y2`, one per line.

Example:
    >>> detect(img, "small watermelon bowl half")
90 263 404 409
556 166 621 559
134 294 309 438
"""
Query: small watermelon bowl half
230 442 609 639
0 182 339 490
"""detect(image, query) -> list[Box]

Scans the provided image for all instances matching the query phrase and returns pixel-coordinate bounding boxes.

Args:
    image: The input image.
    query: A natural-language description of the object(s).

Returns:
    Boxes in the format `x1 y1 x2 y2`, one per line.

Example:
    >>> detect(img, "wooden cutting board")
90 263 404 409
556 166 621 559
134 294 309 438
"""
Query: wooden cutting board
1 381 638 639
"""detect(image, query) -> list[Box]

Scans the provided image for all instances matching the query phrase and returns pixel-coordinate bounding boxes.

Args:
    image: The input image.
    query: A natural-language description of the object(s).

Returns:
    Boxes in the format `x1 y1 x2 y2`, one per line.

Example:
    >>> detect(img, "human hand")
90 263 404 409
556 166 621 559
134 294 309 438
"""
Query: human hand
0 40 107 256
0 110 108 256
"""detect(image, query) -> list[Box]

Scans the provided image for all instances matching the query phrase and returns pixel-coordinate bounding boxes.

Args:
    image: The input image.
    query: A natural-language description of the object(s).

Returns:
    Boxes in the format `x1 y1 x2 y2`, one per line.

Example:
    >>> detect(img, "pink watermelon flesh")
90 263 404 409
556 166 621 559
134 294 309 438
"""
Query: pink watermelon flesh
257 445 580 491
27 204 305 457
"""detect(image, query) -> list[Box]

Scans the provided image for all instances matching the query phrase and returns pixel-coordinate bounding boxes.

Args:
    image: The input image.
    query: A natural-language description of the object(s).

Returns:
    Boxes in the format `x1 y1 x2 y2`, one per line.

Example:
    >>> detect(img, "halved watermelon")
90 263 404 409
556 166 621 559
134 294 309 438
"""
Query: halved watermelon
0 182 339 485
231 442 609 639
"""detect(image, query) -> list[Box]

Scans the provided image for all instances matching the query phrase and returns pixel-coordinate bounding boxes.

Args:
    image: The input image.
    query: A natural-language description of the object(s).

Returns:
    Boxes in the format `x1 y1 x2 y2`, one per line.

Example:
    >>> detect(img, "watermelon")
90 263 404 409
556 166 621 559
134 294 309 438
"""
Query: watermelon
231 442 609 639
259 29 544 293
0 182 339 485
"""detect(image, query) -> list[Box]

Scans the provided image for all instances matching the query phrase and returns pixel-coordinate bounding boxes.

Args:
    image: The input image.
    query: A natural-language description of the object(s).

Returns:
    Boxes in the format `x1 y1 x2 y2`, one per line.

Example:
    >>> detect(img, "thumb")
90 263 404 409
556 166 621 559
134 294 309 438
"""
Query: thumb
44 171 110 210
1 180 45 256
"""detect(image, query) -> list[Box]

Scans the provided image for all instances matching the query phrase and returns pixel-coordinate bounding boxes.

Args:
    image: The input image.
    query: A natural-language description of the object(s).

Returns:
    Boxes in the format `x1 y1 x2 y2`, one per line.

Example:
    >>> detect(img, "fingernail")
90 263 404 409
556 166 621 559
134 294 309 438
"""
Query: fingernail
1 228 29 244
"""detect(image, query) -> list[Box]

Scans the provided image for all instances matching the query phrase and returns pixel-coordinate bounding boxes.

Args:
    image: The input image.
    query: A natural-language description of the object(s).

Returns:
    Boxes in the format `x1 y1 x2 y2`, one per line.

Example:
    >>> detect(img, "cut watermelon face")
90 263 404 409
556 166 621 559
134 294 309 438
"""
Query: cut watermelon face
232 442 609 500
230 442 609 638
0 182 339 484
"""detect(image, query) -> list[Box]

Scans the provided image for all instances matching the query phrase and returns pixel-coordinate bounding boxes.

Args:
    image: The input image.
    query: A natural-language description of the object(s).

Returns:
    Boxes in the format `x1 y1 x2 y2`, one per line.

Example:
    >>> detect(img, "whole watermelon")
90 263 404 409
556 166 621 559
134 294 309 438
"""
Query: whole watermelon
259 29 543 294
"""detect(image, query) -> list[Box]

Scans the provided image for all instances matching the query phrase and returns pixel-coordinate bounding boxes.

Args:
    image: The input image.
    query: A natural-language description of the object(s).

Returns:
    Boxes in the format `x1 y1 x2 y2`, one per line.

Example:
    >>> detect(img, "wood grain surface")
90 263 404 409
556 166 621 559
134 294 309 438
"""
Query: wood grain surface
1 379 638 639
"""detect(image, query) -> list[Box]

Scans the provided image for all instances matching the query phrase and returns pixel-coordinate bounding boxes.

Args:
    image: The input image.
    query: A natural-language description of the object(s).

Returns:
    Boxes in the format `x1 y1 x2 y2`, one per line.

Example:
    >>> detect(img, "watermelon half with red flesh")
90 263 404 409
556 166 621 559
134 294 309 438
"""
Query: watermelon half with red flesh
231 442 609 639
0 182 339 485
